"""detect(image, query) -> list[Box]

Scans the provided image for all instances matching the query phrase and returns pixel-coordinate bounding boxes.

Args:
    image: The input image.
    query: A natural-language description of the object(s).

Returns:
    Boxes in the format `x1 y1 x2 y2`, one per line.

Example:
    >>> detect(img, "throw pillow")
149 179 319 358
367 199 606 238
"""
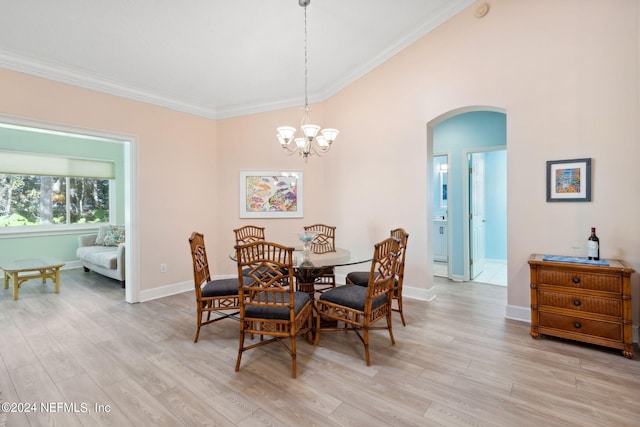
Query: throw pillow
95 224 110 245
103 225 125 246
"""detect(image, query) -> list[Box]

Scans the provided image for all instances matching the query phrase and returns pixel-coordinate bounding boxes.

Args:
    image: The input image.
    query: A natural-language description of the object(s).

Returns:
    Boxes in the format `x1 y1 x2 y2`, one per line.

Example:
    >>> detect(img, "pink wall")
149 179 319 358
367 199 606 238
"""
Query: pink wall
0 1 638 327
221 0 640 323
0 69 218 292
215 104 331 270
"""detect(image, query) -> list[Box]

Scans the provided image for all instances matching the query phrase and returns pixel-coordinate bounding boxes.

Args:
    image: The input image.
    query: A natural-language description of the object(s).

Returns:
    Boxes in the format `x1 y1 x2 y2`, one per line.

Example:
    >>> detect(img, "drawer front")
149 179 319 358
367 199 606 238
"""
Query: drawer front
539 312 622 341
537 269 621 293
538 289 621 317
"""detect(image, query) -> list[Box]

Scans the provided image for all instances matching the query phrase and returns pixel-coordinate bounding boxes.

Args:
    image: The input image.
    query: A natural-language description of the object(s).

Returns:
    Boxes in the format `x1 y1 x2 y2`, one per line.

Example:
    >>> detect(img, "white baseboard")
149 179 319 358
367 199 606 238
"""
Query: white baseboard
505 304 530 323
403 285 437 301
61 260 82 270
139 280 192 302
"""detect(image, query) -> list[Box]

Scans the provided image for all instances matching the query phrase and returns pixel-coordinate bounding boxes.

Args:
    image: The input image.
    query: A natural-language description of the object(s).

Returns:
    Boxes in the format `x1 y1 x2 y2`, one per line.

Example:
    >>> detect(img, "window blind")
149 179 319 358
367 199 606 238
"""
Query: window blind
0 150 115 179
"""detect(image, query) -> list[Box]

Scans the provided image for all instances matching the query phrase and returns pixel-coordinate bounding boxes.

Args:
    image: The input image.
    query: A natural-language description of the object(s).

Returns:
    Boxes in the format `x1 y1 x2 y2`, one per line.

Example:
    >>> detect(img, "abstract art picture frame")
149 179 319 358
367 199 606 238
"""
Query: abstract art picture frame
239 170 303 218
546 158 592 202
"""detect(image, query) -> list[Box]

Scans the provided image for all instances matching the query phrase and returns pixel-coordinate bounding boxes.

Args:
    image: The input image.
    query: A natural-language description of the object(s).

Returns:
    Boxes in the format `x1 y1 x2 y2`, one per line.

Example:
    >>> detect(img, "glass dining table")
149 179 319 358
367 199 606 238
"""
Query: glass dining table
230 245 373 295
292 247 372 295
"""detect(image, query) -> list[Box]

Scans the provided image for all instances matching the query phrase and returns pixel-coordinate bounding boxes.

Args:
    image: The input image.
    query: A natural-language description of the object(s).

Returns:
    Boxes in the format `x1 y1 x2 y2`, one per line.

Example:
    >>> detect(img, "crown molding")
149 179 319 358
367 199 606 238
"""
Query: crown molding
0 0 474 121
0 48 219 120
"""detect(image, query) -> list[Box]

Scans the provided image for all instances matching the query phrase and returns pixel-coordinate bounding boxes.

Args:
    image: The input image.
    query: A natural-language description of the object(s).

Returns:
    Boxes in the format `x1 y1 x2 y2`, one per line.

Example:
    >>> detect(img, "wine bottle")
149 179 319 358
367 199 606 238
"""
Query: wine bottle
587 227 599 260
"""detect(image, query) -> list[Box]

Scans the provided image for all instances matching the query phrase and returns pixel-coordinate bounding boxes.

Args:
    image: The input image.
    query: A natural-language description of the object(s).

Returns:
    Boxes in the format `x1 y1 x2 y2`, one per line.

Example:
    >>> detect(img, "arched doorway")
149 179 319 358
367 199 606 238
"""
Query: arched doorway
427 107 507 286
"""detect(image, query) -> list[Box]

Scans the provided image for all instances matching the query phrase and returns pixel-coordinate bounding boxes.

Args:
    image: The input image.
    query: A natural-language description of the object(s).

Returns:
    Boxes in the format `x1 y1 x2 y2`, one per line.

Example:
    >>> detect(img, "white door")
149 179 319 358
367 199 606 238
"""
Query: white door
469 152 486 279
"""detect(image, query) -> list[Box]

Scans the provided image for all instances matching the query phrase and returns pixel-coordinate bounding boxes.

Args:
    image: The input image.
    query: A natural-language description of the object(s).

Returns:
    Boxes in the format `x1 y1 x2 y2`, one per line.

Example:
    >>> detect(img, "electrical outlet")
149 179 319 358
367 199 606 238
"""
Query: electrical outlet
160 263 167 273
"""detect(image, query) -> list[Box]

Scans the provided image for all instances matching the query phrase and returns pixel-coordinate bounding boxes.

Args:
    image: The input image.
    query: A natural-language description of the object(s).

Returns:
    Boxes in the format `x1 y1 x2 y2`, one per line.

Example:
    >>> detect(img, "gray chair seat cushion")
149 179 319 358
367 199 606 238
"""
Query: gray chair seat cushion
245 291 311 320
319 284 387 312
346 271 370 286
202 276 252 297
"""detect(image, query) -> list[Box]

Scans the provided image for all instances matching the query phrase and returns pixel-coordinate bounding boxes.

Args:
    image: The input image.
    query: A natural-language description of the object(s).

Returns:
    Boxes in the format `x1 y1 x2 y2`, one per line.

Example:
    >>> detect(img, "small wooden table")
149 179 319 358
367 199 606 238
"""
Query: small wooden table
528 254 634 358
1 258 65 300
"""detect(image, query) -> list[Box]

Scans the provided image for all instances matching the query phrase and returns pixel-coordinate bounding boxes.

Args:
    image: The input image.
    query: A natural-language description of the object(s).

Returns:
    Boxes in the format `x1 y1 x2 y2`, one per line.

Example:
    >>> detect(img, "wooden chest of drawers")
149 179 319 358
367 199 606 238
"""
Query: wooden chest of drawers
528 254 635 358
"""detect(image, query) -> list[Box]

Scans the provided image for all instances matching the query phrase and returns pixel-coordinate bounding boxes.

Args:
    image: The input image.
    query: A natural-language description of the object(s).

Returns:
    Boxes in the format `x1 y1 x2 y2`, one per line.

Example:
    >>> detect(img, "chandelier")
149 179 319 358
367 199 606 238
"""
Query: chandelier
276 0 339 161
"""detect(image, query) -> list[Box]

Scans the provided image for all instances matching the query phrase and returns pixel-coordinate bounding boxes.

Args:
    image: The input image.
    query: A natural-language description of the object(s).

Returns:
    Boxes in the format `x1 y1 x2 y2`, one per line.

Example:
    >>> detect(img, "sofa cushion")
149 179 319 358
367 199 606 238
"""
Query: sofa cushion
95 225 109 245
76 245 118 270
103 225 125 246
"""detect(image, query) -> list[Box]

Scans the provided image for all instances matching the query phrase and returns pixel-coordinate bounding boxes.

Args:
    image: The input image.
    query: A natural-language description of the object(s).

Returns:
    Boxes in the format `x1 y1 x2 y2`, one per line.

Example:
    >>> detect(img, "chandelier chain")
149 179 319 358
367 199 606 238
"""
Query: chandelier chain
304 5 308 112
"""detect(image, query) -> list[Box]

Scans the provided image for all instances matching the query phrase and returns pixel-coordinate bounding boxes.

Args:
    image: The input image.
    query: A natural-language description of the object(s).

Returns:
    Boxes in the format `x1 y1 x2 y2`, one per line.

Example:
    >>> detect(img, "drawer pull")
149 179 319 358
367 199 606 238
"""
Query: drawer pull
573 299 581 307
572 277 581 284
573 322 582 329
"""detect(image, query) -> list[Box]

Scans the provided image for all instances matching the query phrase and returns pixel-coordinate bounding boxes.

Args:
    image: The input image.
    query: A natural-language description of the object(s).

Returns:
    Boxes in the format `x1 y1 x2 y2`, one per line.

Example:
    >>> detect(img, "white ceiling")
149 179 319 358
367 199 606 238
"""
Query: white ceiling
0 0 474 119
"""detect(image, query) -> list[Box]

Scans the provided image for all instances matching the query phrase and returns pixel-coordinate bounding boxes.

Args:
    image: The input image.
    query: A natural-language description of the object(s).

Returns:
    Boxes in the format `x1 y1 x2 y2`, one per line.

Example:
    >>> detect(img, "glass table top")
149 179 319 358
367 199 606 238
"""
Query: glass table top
230 246 372 269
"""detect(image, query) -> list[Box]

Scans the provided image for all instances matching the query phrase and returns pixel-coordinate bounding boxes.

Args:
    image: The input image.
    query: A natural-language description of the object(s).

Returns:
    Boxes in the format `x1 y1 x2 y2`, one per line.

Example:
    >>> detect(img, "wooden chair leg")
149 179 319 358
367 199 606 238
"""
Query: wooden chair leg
235 329 245 372
194 323 201 343
396 297 406 326
314 313 322 345
291 335 297 378
363 328 371 366
194 306 203 343
387 311 395 344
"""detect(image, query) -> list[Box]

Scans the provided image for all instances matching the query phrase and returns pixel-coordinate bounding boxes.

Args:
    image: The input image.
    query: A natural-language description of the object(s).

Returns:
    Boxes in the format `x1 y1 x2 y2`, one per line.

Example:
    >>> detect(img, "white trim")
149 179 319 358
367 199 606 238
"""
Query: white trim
403 285 437 302
433 150 452 275
0 49 218 120
123 135 139 303
0 1 476 121
139 280 192 302
505 304 530 323
0 224 101 238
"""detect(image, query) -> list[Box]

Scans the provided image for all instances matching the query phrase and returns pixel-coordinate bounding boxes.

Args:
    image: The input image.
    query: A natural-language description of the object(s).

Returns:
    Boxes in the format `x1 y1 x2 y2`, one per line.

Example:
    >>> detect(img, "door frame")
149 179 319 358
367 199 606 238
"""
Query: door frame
462 145 506 281
433 151 451 278
0 113 140 303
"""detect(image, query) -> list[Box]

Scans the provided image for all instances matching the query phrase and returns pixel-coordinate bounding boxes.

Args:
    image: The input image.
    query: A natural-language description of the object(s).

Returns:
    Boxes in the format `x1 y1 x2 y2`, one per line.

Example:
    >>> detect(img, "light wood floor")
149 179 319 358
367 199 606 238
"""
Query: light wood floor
1 269 639 427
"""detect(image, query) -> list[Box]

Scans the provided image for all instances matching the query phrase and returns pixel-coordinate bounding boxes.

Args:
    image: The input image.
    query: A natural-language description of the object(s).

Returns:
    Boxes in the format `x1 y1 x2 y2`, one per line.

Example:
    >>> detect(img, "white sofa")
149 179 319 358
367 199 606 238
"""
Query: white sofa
76 232 125 287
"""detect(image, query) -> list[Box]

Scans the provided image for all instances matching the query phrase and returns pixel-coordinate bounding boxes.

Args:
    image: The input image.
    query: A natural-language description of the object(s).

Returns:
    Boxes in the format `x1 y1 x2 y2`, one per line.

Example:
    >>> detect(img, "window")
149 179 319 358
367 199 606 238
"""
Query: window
0 174 111 227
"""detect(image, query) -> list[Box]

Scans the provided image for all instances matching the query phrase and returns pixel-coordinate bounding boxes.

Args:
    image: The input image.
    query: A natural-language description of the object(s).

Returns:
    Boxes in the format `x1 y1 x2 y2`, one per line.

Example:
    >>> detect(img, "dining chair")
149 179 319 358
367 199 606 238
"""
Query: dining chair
189 232 245 343
315 236 399 366
346 228 409 326
303 224 336 293
233 225 266 244
233 225 267 278
234 240 313 378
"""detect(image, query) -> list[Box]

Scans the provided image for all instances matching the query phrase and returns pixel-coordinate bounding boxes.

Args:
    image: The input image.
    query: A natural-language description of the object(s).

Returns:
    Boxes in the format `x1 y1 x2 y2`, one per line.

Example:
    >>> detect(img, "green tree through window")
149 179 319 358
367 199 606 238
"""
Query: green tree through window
0 174 110 227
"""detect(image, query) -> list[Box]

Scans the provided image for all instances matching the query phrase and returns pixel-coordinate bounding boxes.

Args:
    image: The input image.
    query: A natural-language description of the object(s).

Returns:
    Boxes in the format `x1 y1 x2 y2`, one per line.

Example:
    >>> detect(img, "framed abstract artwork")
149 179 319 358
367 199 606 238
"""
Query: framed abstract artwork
546 158 592 202
239 170 303 218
